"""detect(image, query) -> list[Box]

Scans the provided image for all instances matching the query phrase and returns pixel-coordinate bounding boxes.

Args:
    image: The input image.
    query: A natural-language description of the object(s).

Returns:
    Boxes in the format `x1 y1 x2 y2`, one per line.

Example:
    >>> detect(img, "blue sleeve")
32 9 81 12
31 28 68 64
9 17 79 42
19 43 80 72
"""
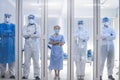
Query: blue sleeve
0 24 4 35
48 35 54 44
9 24 15 37
0 24 9 37
0 23 15 37
61 35 65 43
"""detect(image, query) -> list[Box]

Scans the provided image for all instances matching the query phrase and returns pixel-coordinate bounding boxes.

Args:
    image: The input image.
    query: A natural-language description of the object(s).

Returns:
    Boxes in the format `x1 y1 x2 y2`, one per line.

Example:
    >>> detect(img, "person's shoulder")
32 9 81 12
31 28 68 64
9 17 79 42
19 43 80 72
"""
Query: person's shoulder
49 34 54 38
23 25 28 28
0 23 5 25
0 23 2 26
35 23 39 26
0 23 6 27
109 27 114 29
22 25 27 30
59 34 64 37
10 23 15 27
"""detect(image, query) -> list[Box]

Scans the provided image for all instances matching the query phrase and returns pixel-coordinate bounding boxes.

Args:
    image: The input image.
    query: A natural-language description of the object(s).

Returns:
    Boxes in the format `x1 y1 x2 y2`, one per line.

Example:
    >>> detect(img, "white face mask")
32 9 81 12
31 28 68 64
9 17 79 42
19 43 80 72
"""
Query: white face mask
78 25 83 29
29 19 35 24
5 18 10 23
104 22 109 26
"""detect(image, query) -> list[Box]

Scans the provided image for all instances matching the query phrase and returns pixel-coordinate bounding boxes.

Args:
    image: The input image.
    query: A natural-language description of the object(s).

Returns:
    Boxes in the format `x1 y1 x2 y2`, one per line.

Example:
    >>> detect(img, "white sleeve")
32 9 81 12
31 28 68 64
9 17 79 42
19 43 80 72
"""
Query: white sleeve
74 30 79 44
101 29 109 40
22 26 29 38
107 29 116 40
74 31 78 40
84 31 89 41
79 30 89 41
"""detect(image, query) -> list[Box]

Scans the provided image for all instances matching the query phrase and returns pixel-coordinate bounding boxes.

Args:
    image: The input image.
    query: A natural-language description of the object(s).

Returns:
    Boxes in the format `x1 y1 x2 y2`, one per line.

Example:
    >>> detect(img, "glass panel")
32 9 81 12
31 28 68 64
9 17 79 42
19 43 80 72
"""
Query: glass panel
47 0 68 80
22 0 42 79
73 0 93 80
0 0 16 79
100 0 119 79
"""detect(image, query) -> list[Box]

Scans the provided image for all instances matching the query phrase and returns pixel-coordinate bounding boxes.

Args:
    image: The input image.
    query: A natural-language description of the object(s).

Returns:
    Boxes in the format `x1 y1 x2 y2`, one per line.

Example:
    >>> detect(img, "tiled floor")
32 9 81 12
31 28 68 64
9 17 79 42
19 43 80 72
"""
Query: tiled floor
28 59 119 80
0 59 118 80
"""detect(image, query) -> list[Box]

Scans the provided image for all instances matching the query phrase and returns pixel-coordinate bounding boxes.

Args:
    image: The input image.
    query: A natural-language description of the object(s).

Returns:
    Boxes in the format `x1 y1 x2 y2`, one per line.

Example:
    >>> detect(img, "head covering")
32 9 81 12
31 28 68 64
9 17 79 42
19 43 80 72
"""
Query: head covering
78 20 83 25
28 14 35 19
4 13 11 18
103 17 109 23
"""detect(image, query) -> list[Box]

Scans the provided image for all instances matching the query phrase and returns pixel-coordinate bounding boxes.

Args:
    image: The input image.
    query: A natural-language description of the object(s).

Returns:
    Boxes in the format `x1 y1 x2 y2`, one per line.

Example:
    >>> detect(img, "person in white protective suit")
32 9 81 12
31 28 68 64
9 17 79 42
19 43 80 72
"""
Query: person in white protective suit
100 17 116 80
74 20 89 80
22 15 40 80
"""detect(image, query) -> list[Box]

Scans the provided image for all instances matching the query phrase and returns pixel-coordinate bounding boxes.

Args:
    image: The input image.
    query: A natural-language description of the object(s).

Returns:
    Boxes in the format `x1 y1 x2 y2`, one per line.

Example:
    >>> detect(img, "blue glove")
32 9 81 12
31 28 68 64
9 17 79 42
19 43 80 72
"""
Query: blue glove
34 31 37 34
83 40 86 42
111 33 113 36
25 36 30 39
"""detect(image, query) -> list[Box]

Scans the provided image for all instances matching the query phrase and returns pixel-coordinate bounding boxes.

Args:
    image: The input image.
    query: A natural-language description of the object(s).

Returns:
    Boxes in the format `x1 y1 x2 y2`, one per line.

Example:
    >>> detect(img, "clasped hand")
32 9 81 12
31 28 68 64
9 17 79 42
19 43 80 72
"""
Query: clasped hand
54 41 63 46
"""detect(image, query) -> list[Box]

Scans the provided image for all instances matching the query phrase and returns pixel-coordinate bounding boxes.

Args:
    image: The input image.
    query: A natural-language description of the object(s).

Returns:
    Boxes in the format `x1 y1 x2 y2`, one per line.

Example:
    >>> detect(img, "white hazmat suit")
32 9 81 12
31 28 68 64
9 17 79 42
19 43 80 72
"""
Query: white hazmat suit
74 25 89 79
22 23 40 78
100 26 116 76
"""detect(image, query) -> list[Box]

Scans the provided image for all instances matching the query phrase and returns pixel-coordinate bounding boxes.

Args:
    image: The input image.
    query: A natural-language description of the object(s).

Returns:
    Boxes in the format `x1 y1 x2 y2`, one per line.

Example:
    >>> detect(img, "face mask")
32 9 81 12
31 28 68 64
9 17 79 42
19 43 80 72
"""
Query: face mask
29 19 35 24
78 25 83 29
104 22 109 26
54 29 60 34
5 18 10 23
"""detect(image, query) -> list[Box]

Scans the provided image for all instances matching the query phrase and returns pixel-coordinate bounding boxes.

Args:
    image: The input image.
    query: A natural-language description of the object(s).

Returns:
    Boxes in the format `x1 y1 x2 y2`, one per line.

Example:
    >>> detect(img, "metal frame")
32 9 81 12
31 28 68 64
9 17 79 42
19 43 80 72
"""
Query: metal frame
71 0 101 80
67 0 74 80
93 0 100 80
41 0 48 80
16 0 23 80
118 0 120 80
15 0 20 79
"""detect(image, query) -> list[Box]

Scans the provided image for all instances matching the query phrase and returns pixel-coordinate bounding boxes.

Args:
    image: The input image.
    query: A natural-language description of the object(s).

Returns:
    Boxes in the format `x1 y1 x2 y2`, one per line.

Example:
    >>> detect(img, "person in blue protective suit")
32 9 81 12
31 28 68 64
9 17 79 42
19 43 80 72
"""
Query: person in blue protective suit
0 13 15 79
74 20 89 80
100 17 116 80
49 25 65 80
22 15 41 80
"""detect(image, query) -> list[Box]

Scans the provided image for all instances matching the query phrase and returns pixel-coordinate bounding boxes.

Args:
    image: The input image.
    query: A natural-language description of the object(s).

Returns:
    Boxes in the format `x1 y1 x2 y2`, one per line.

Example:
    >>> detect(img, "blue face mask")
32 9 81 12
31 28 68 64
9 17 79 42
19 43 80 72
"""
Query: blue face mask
54 29 60 34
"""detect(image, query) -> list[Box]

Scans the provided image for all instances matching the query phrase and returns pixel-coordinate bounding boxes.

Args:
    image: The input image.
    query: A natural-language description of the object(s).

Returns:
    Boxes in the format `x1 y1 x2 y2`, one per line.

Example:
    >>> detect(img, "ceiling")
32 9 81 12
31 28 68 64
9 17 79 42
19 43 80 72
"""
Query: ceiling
1 0 119 18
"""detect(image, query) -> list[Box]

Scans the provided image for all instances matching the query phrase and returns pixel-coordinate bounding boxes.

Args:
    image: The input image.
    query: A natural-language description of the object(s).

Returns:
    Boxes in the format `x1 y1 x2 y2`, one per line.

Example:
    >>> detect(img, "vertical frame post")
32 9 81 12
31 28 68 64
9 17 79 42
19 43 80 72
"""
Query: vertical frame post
93 0 100 80
16 0 22 80
118 1 120 80
67 0 74 80
41 0 48 80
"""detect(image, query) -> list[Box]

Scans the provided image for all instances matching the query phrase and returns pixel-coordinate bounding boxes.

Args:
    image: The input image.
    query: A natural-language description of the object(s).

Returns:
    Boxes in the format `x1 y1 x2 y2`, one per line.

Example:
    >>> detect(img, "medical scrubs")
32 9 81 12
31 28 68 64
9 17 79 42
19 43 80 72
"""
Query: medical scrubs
49 34 65 70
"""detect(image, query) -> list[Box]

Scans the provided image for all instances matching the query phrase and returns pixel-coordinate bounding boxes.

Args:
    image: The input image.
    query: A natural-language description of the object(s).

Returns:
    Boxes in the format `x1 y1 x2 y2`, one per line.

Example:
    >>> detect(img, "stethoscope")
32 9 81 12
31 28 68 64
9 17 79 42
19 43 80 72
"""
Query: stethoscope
27 23 37 34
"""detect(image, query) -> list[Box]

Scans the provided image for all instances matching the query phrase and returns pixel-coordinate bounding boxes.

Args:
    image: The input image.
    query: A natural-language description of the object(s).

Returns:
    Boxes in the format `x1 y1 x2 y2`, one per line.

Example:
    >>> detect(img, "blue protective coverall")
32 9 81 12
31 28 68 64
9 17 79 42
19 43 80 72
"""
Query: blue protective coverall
0 23 15 63
0 23 15 76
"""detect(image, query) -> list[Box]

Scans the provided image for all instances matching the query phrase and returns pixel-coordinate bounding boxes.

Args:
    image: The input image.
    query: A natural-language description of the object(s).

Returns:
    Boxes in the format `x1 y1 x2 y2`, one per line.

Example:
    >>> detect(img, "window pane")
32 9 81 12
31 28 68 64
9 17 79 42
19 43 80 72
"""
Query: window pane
22 0 42 79
100 0 119 79
47 0 68 80
74 0 93 80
